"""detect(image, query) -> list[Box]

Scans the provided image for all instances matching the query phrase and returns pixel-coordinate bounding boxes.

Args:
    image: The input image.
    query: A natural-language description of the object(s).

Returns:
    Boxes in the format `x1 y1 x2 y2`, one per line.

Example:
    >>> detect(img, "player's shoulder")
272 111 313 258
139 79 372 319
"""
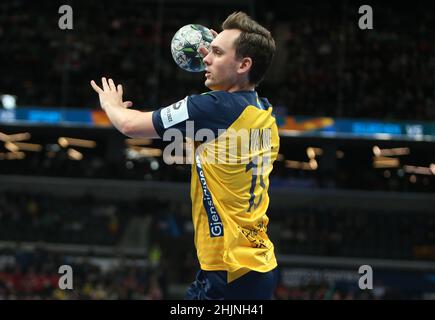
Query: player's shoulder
259 97 273 109
188 91 245 116
189 90 234 104
188 90 273 114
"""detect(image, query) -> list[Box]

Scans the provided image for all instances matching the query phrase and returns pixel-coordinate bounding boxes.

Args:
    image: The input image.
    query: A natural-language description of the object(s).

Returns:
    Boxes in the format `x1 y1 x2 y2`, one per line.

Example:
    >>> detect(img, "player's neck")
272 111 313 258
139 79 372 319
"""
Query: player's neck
228 82 255 93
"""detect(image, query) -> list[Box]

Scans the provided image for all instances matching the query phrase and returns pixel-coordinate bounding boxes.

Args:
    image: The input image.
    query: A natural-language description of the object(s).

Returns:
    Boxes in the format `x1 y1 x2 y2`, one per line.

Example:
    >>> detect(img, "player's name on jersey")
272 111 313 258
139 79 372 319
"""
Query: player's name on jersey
162 123 274 165
249 128 271 152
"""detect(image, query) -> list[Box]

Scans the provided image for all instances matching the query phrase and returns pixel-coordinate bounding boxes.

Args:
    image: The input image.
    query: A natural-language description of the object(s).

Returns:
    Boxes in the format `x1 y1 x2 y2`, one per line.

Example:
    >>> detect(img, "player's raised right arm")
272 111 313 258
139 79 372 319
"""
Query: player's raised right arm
90 77 159 139
198 29 218 57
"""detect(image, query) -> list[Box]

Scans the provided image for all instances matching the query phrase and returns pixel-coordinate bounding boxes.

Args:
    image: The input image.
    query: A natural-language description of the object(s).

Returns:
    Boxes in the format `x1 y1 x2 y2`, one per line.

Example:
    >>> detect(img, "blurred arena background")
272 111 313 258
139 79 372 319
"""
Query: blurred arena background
1 0 435 300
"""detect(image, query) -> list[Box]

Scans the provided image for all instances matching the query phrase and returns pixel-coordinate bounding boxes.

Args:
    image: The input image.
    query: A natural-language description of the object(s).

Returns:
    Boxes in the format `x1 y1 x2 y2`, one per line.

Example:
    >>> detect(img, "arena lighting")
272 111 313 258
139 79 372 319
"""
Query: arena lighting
285 159 318 170
308 159 318 170
0 131 31 142
0 151 25 160
150 160 159 171
12 142 42 152
306 147 323 159
67 148 83 161
0 94 16 110
58 138 68 148
403 165 434 176
58 137 96 148
373 156 400 168
7 132 31 142
372 146 410 157
373 146 381 156
286 160 302 169
126 146 162 158
4 142 19 152
125 138 152 146
373 133 393 140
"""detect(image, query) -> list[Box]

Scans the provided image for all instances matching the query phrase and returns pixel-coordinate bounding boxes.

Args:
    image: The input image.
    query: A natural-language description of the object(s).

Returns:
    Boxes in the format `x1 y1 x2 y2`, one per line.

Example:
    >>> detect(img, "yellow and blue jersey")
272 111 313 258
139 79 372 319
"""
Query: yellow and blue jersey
152 90 279 282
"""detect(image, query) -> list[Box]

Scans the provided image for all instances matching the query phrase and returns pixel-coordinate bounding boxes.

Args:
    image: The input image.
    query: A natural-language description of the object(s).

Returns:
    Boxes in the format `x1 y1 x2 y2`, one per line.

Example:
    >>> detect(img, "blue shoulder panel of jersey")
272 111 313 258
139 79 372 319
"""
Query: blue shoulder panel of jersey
259 97 275 117
152 91 250 139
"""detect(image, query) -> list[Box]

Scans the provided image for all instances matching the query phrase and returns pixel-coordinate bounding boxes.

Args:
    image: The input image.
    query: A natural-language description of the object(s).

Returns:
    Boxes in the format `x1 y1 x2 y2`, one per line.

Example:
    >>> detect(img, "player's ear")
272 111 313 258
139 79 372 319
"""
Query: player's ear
238 57 252 75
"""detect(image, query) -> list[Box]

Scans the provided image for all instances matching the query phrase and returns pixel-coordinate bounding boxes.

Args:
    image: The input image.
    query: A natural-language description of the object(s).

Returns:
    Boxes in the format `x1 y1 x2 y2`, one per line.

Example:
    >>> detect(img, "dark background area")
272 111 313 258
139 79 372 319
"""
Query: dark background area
0 0 434 300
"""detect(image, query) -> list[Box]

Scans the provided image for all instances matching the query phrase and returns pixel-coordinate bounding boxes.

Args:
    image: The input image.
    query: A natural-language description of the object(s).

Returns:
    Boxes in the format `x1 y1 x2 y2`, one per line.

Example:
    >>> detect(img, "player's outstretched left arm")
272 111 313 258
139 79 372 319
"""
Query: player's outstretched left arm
90 77 159 138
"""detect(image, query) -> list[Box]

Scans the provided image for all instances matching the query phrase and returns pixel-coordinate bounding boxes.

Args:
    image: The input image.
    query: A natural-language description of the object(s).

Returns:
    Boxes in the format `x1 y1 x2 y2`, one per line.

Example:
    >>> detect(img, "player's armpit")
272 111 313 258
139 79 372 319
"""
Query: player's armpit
121 110 160 139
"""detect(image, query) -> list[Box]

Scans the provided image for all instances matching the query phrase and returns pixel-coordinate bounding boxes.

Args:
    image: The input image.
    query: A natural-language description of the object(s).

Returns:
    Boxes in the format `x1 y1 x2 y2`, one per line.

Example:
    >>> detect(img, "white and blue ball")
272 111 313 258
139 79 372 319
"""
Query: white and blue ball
171 24 214 72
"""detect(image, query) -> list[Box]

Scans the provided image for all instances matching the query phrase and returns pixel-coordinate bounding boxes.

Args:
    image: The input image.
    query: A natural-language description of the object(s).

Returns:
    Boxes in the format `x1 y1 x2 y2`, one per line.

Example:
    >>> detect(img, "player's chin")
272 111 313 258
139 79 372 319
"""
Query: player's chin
205 80 221 91
204 79 214 89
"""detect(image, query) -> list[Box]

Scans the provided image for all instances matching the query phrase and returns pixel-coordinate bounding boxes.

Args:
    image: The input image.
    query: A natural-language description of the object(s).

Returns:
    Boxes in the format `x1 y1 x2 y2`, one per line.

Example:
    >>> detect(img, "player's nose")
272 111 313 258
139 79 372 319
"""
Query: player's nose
203 52 211 66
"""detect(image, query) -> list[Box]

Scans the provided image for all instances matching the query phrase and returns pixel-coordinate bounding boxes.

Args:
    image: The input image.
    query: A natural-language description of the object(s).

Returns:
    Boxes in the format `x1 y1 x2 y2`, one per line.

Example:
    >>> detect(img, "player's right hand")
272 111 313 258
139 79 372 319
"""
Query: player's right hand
90 77 133 110
198 29 218 58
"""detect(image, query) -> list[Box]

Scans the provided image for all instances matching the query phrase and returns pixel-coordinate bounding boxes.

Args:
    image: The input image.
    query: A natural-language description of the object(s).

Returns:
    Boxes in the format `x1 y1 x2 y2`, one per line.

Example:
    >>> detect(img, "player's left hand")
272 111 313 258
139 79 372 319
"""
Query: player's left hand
198 29 218 58
90 77 133 110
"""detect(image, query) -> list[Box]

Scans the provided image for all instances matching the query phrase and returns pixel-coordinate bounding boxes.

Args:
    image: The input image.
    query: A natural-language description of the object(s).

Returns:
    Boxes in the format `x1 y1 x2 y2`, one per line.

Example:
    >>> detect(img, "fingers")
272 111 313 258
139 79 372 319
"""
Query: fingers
123 101 133 108
90 80 103 93
93 77 123 95
102 77 110 91
210 29 218 38
108 78 117 91
198 46 209 58
198 28 216 58
117 84 123 97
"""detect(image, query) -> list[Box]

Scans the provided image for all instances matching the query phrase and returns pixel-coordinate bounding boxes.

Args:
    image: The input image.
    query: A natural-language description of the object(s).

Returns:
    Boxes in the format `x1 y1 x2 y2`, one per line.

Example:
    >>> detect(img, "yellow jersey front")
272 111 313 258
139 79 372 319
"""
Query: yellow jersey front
152 90 279 282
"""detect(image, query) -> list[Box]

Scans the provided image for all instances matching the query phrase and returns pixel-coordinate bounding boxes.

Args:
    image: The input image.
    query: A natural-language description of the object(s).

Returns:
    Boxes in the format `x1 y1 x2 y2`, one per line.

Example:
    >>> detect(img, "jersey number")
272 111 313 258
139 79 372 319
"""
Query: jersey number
246 155 267 212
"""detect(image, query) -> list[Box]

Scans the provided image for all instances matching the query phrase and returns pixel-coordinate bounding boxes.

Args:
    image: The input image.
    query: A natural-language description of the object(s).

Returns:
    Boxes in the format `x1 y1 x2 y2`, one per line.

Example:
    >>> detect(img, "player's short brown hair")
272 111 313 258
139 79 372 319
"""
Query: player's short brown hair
222 12 276 86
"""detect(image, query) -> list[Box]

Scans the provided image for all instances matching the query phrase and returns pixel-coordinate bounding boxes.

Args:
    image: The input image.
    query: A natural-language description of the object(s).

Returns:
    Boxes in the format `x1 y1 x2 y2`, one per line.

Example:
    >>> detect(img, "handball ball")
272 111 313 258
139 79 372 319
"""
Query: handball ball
171 24 214 72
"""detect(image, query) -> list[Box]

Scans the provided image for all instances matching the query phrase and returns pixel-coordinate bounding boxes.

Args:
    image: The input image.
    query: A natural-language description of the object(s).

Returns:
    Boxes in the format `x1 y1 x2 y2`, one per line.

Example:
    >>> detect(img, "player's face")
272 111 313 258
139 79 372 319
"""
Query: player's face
203 29 243 92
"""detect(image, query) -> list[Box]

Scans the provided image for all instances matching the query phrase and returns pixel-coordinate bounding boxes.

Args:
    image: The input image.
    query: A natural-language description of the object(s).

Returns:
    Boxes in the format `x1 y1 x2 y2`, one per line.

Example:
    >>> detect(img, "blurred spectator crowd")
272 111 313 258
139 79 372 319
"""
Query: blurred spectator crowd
1 0 434 121
1 191 434 261
0 247 167 299
1 190 434 299
0 192 132 245
275 207 435 261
